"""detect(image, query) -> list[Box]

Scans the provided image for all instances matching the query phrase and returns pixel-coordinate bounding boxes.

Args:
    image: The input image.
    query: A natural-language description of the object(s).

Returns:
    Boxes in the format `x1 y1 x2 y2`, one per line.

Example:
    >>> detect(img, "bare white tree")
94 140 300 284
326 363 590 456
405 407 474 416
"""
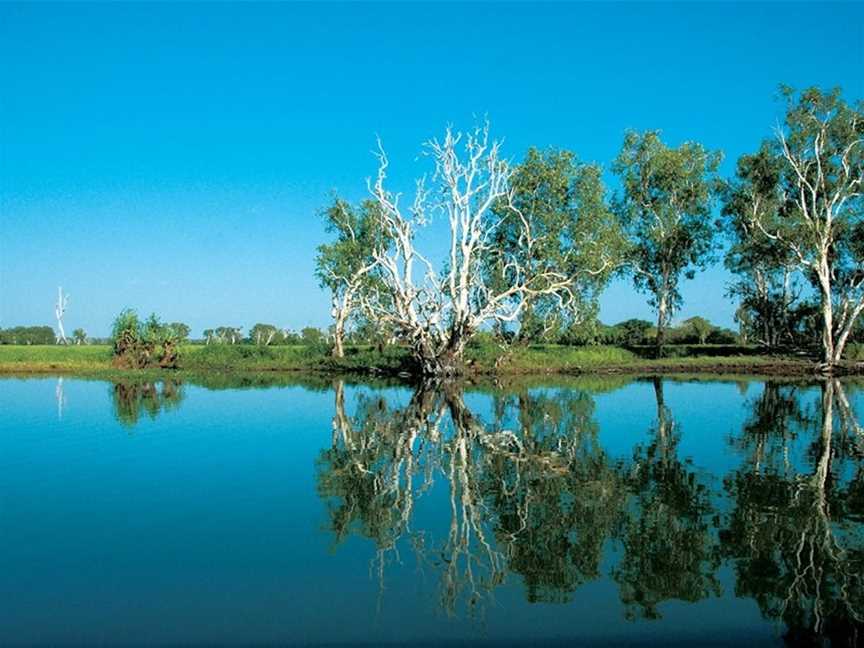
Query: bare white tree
360 123 613 375
54 286 69 345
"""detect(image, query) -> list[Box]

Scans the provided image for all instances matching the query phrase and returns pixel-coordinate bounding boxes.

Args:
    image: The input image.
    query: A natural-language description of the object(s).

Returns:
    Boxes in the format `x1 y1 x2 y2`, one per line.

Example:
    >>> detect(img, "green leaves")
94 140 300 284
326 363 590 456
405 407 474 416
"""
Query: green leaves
613 130 723 327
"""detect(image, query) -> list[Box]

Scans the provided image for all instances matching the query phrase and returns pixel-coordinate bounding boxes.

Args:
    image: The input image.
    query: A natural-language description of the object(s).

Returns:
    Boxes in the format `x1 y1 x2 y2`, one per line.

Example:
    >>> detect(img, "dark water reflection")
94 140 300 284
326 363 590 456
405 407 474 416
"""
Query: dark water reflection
317 377 864 646
1 374 863 646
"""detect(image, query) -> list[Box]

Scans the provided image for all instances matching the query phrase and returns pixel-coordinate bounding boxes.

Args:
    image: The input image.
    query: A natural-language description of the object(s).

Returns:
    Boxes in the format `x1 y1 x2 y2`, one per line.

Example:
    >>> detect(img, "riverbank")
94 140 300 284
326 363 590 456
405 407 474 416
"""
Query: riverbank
0 343 847 379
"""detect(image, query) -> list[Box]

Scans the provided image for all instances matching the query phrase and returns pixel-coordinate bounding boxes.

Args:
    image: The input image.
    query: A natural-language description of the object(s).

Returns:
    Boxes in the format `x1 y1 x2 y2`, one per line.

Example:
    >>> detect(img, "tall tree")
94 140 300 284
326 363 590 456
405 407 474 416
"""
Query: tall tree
315 198 384 358
54 287 69 345
613 131 722 355
744 87 864 368
488 148 623 342
723 144 804 348
361 123 621 375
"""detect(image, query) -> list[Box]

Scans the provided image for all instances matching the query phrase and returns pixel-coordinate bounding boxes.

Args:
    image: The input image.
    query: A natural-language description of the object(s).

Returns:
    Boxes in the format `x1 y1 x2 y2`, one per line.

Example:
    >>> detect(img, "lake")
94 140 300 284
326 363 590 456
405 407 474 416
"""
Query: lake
1 375 862 646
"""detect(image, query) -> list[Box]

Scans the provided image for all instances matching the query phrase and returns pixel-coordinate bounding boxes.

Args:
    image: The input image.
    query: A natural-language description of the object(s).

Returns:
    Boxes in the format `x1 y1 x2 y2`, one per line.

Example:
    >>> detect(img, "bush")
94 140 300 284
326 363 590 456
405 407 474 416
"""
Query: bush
0 325 56 345
111 309 180 369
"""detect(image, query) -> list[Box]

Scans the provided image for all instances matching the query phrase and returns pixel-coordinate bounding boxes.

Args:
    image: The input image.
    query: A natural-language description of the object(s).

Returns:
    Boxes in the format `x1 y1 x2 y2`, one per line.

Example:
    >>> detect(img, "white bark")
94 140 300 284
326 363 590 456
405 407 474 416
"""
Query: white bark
54 287 69 345
359 123 612 374
750 115 863 367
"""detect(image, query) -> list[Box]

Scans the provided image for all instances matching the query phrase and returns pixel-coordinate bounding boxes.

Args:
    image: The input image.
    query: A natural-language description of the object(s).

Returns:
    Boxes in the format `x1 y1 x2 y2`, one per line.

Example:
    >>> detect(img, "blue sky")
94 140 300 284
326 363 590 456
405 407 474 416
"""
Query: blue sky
1 2 862 337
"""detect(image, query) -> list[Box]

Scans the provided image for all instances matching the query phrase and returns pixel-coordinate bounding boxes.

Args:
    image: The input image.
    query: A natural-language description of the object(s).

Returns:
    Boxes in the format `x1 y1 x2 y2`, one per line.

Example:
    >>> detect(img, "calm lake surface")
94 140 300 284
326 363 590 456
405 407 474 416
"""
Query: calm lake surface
1 375 862 646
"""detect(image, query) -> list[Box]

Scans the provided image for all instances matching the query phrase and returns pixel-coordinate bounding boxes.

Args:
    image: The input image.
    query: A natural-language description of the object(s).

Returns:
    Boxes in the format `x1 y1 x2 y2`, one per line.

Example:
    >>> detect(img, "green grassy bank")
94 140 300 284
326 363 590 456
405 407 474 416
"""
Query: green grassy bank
0 342 828 378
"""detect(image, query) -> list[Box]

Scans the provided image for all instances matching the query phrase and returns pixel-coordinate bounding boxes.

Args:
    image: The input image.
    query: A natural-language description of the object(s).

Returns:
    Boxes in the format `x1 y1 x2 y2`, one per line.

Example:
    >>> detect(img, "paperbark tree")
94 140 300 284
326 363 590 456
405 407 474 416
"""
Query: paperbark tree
613 131 722 356
315 198 384 358
361 123 621 376
744 87 864 368
54 287 69 345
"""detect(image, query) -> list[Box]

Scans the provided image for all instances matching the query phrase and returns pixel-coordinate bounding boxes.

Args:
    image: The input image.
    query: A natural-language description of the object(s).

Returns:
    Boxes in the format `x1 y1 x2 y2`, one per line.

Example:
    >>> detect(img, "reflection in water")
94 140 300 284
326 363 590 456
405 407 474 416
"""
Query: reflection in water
721 380 864 646
55 377 65 421
613 378 720 620
111 379 184 427
318 378 864 644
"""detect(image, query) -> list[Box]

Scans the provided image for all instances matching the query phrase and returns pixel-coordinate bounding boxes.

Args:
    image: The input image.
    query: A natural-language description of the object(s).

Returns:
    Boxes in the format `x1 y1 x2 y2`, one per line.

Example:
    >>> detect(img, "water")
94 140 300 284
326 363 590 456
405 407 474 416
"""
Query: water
1 374 862 646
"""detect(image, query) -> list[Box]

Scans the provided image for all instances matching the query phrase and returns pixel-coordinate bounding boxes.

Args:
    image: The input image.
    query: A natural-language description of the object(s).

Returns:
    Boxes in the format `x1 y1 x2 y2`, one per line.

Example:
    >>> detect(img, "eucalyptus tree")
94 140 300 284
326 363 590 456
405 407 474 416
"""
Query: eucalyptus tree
487 148 624 342
361 123 622 375
613 131 722 354
722 145 805 348
214 326 242 344
315 198 384 358
249 322 279 345
742 87 864 368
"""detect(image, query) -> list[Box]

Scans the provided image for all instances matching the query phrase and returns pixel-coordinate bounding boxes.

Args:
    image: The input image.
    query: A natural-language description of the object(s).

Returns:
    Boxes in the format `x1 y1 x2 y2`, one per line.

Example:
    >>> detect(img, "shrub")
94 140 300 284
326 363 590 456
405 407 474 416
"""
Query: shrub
111 309 180 369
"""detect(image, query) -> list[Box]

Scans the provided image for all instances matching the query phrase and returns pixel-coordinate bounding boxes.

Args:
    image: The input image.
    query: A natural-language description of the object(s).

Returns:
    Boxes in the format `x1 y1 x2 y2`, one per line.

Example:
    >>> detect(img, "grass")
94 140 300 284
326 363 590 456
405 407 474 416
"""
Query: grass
0 341 827 378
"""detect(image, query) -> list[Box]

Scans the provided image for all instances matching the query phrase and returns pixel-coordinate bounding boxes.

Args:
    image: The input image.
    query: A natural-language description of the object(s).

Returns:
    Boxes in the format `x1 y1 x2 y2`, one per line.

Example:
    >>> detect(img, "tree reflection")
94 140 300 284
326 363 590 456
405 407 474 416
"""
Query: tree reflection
612 378 721 620
480 388 626 603
721 379 864 645
316 376 864 639
111 379 184 427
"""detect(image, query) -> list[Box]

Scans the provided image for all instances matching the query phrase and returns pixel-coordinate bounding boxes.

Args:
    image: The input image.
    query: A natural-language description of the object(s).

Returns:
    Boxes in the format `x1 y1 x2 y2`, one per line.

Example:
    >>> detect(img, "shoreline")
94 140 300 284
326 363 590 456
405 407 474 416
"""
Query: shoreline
0 343 860 382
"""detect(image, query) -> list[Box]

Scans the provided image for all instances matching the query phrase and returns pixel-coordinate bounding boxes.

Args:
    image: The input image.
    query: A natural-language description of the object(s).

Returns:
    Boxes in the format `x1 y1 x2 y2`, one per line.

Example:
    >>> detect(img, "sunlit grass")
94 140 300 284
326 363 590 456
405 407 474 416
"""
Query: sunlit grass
0 341 819 376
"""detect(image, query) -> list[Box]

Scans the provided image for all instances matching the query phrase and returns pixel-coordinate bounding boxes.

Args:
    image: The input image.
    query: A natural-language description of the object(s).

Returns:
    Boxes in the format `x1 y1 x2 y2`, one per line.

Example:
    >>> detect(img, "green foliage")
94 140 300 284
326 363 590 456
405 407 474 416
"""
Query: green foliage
488 148 625 338
613 131 722 346
111 379 184 427
0 326 56 345
682 316 714 344
110 309 180 369
168 322 191 342
315 197 385 293
249 322 279 345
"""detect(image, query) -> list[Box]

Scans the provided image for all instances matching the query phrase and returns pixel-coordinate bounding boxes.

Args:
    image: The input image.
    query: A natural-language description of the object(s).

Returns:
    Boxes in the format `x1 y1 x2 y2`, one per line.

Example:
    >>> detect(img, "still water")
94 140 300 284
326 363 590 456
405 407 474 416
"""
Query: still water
1 375 862 646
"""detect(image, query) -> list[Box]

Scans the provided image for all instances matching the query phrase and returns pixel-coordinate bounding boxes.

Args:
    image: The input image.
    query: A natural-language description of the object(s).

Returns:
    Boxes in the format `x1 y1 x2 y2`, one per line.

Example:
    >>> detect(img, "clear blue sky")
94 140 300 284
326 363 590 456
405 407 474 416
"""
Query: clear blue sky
2 2 862 337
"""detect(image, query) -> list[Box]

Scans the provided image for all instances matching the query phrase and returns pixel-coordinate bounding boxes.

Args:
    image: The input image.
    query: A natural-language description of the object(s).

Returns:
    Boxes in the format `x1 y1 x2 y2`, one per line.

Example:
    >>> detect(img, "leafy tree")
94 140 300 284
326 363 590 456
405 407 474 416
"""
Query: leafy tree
613 131 722 355
168 322 191 343
743 87 864 367
300 326 326 348
682 316 714 345
613 318 653 346
214 326 242 344
488 148 624 343
723 143 807 348
72 328 87 345
249 323 279 345
202 329 216 345
0 326 56 345
315 197 385 358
